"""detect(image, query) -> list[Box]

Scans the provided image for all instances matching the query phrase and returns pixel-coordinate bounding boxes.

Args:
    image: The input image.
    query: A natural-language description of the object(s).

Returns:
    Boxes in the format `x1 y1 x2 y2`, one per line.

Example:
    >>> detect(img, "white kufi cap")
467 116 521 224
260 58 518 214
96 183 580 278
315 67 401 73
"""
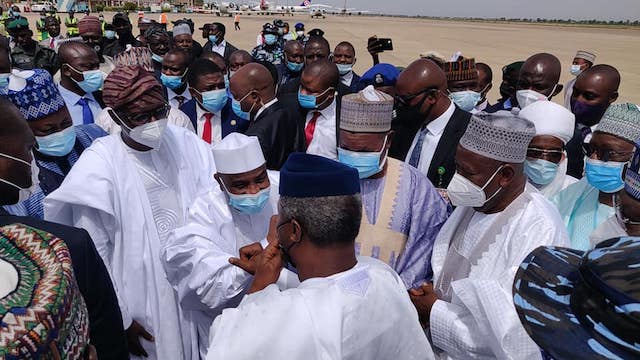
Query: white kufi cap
212 133 265 174
518 100 575 144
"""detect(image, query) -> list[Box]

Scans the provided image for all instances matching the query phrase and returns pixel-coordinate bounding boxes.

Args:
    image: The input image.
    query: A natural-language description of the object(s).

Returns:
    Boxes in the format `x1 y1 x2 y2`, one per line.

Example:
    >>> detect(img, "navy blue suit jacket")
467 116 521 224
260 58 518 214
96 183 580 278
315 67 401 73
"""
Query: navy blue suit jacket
179 98 249 138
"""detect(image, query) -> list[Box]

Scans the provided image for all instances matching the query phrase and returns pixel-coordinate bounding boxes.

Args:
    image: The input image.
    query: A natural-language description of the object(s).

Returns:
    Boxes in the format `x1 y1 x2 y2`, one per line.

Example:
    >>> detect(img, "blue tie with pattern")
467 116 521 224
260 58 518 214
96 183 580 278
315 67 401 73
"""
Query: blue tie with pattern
76 97 94 125
408 127 427 167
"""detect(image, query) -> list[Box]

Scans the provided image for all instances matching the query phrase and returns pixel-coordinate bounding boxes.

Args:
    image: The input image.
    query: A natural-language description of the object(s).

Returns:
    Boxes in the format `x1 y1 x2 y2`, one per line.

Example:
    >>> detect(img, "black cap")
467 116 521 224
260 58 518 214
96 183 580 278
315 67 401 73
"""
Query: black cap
262 23 278 34
307 28 324 37
112 12 130 26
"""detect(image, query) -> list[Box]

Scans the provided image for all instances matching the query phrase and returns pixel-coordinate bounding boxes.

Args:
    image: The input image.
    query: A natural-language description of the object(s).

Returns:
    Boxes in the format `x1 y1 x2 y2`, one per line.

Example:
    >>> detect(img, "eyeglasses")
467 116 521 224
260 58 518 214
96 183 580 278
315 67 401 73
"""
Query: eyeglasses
613 193 640 226
395 88 438 106
582 143 634 163
115 103 170 125
526 147 563 163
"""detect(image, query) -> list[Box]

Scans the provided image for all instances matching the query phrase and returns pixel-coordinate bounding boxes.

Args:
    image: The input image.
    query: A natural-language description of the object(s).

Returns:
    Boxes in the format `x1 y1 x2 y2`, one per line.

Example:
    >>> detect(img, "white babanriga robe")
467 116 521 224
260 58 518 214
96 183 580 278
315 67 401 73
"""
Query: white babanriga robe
44 125 216 360
162 171 299 358
206 256 434 360
430 185 569 359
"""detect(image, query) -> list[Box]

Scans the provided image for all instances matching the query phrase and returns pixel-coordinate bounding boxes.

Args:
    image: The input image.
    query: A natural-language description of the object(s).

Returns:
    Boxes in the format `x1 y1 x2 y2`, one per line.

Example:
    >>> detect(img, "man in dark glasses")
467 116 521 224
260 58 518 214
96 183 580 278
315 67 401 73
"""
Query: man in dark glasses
395 58 472 190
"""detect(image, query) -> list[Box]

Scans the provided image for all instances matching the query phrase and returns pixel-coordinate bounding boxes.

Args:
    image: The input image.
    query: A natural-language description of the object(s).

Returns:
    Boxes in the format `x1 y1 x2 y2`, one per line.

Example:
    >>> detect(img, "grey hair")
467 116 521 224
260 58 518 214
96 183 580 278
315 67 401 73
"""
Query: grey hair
279 194 362 247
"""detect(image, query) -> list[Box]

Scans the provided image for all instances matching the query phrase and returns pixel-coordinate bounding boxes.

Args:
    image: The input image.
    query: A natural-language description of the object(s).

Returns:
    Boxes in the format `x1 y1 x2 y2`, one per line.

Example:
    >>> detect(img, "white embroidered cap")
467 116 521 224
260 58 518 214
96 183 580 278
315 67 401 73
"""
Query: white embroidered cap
212 133 265 174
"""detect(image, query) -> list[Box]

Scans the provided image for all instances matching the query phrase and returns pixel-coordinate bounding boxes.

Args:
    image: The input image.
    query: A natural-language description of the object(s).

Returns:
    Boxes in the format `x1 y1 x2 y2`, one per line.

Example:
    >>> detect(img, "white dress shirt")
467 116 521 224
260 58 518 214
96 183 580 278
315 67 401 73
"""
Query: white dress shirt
472 99 488 114
196 103 223 144
57 83 103 126
340 71 354 87
211 40 227 57
305 97 337 160
167 86 192 109
405 102 455 175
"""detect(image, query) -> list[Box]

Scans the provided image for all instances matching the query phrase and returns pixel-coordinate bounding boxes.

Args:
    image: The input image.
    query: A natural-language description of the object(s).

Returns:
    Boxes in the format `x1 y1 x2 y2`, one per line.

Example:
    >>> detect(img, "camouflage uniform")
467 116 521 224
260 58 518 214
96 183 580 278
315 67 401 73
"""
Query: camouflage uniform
11 43 58 75
251 43 284 65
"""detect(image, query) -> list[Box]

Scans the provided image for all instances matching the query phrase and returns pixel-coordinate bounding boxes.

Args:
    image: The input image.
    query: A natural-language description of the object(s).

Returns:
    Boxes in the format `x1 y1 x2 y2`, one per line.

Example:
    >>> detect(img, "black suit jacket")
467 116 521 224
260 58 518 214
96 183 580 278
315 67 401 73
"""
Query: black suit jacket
202 40 238 62
0 210 128 360
279 92 343 148
388 106 424 161
245 100 304 170
179 98 249 137
425 106 472 188
278 77 352 98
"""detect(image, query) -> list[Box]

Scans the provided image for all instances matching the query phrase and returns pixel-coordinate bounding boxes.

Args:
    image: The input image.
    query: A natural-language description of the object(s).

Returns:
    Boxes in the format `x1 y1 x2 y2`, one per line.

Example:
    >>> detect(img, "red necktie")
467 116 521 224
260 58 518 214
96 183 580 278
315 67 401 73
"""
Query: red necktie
50 37 55 48
305 111 320 149
202 113 213 144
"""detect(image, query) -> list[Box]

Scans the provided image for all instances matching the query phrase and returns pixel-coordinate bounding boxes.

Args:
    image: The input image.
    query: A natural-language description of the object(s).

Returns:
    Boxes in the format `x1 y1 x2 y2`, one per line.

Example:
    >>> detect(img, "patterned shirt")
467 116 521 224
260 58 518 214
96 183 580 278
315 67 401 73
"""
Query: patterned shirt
251 44 284 65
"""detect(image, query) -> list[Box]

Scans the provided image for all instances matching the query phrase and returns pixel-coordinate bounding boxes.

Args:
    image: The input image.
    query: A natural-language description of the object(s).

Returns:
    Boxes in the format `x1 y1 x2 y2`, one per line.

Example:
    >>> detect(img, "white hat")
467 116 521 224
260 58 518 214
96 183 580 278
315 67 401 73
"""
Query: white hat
212 133 265 174
519 101 575 144
172 23 191 37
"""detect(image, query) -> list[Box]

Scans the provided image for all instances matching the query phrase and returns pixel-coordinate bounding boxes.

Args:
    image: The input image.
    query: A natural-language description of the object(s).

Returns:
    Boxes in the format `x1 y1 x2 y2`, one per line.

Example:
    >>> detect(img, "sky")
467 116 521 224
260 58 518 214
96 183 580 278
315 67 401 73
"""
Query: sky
293 0 640 21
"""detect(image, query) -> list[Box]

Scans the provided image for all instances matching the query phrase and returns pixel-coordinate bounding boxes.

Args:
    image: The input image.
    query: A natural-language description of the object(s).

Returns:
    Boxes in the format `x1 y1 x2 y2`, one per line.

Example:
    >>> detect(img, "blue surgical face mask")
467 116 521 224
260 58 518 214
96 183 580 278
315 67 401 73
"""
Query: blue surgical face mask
35 126 77 157
160 73 184 90
585 158 626 193
209 34 218 44
105 30 116 39
0 73 10 87
232 98 250 120
68 65 104 93
197 88 228 113
336 63 353 76
298 87 333 109
151 52 163 63
224 74 230 88
449 90 482 112
226 186 271 214
570 64 582 76
287 61 303 73
338 136 388 179
264 34 277 45
524 158 559 186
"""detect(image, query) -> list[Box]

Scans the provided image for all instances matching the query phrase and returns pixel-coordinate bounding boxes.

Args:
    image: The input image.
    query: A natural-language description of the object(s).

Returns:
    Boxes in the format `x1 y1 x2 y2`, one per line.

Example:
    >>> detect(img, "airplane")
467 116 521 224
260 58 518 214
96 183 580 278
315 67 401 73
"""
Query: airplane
249 0 332 14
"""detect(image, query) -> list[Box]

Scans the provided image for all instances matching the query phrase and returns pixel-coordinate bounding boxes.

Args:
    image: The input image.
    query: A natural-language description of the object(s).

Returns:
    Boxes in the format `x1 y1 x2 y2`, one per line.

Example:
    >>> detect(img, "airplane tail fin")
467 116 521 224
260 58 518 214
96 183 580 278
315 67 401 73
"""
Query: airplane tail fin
300 0 311 6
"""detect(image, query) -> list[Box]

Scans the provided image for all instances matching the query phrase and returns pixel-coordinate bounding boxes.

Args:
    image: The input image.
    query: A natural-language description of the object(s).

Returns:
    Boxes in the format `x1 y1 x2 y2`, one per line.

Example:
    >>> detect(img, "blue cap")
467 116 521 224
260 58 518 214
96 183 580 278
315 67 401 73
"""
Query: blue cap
360 63 400 88
295 22 304 30
0 69 66 122
513 237 640 359
280 153 360 198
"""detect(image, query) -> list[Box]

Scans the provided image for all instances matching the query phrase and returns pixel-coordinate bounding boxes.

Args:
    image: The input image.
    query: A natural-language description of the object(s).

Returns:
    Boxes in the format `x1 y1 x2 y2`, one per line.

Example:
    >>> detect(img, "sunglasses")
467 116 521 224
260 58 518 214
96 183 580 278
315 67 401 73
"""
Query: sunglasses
115 103 170 125
395 88 438 106
582 143 634 163
526 147 563 163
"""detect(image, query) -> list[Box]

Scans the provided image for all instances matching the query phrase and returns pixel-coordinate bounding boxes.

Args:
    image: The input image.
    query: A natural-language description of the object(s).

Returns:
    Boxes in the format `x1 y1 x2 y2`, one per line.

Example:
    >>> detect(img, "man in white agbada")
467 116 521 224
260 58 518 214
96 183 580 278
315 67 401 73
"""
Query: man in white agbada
519 100 577 198
552 103 640 250
590 141 640 247
206 153 434 360
409 112 569 359
161 132 296 358
44 65 215 360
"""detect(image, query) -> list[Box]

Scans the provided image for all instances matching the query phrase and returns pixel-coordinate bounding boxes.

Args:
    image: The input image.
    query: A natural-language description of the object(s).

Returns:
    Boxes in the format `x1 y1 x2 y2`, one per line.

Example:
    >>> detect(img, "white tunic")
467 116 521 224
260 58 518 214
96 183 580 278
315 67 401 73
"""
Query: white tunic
162 171 298 358
430 185 569 359
206 256 435 360
44 125 217 360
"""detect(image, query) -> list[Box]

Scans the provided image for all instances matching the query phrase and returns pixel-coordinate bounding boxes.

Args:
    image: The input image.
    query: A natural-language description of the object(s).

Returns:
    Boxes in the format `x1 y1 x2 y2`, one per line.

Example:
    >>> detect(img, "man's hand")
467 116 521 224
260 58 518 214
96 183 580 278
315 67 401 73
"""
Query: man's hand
266 215 279 244
126 320 154 357
248 241 283 294
408 282 439 327
367 36 384 65
229 242 264 275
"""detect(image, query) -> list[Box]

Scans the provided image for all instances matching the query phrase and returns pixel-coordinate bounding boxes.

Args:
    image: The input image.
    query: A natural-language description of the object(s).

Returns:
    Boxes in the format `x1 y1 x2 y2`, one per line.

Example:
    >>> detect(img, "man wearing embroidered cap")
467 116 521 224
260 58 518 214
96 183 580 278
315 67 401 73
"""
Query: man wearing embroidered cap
441 57 481 112
409 112 568 359
564 50 595 108
552 103 640 250
44 65 216 359
162 133 295 358
513 237 640 359
0 68 107 219
206 153 434 359
337 85 448 289
172 23 200 60
519 100 578 198
590 143 640 247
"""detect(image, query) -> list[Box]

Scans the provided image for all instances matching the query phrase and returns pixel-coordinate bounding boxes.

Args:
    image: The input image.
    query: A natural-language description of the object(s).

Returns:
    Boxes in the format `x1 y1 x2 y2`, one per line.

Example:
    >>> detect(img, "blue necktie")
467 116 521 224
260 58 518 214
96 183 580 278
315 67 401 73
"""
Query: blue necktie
408 127 427 167
77 97 94 124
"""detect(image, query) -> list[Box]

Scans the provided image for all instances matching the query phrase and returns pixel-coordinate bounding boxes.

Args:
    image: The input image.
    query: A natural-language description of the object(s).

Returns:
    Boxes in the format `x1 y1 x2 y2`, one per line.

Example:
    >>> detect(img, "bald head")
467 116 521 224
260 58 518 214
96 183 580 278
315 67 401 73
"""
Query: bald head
396 59 451 122
284 39 303 53
59 41 101 95
571 64 621 126
304 36 330 64
229 63 275 115
301 59 338 89
58 41 98 65
229 50 252 72
517 53 563 98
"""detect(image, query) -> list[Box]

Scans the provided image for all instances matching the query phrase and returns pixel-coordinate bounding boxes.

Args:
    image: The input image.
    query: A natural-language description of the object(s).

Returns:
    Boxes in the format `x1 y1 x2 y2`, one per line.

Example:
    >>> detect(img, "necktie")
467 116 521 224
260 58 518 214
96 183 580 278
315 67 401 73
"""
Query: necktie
202 113 213 144
76 98 94 125
408 127 428 167
305 111 320 149
175 95 185 107
50 37 54 49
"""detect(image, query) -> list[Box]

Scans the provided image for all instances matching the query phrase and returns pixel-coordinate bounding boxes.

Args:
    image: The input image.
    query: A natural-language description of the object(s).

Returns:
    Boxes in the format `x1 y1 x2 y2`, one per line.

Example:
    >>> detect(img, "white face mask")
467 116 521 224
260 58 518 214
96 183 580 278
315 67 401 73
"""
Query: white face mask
0 152 40 203
446 165 504 207
121 118 169 149
516 89 549 109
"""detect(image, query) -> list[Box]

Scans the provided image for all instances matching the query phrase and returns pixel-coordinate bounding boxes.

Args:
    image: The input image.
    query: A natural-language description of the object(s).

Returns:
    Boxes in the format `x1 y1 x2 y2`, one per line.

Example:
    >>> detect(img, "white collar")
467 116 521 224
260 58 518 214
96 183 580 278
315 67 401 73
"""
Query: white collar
57 82 96 102
425 101 455 136
212 40 227 49
195 101 221 120
340 71 354 86
316 96 337 119
167 86 188 99
255 97 278 119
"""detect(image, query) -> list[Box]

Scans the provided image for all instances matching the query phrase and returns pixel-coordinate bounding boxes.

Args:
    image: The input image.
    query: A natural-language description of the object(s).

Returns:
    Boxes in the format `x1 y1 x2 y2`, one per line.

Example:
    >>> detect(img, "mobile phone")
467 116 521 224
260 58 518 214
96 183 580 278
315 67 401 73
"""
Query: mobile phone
377 38 393 51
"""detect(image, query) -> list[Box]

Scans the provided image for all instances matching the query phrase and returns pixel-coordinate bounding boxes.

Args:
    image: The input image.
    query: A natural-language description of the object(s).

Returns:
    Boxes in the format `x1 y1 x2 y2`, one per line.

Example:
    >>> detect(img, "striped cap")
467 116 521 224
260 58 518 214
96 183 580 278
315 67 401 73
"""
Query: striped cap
575 50 596 64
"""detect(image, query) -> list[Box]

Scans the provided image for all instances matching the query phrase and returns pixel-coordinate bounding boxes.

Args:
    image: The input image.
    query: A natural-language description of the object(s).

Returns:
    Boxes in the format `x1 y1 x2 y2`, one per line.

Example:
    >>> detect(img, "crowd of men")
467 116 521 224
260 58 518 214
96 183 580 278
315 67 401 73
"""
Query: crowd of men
0 10 638 360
